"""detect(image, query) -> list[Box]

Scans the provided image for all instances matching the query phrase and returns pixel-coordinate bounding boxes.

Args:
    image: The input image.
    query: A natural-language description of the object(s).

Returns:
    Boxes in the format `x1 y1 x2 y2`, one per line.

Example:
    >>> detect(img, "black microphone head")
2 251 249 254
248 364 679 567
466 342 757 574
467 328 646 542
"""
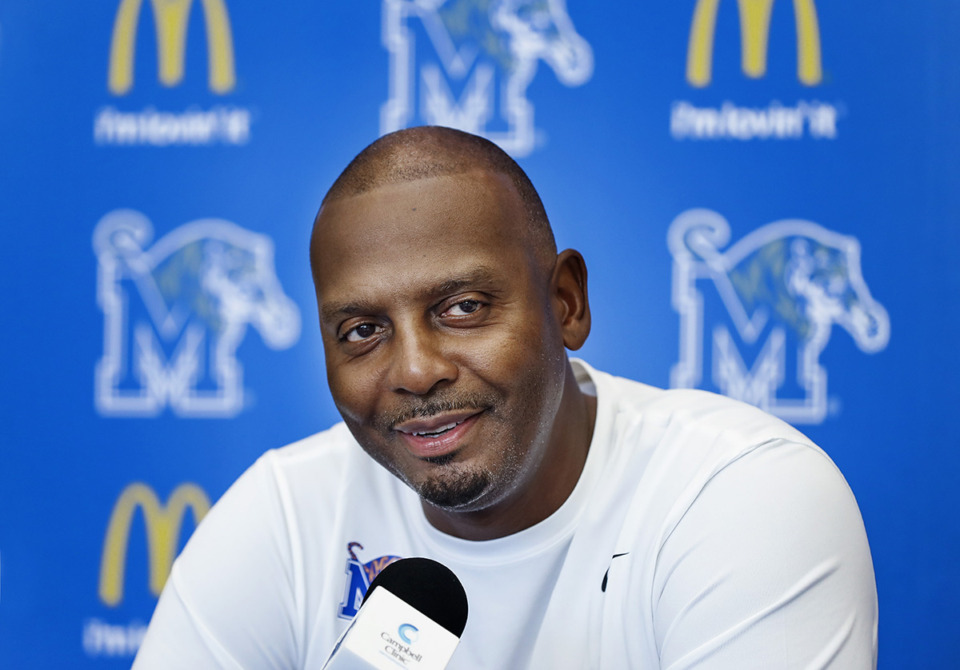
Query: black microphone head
361 557 469 637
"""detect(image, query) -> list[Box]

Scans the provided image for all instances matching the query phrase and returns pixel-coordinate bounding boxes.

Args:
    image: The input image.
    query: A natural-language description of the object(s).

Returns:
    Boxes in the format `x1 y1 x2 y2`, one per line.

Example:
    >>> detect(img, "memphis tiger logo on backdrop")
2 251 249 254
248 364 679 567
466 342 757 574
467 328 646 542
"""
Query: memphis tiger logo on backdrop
93 209 300 418
671 0 840 141
94 0 252 146
381 0 593 156
84 482 210 658
668 209 889 424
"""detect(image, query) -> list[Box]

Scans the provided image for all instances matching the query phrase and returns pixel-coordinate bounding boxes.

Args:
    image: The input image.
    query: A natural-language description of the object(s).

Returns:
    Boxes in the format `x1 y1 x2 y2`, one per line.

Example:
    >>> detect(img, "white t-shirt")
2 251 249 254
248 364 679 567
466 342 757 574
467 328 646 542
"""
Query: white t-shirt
134 360 877 669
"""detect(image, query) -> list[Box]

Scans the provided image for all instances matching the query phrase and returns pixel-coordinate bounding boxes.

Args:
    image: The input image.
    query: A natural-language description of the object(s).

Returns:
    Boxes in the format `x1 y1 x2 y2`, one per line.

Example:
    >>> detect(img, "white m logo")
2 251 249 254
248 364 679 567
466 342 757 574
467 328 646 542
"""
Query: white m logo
668 209 889 423
93 210 300 417
381 0 593 156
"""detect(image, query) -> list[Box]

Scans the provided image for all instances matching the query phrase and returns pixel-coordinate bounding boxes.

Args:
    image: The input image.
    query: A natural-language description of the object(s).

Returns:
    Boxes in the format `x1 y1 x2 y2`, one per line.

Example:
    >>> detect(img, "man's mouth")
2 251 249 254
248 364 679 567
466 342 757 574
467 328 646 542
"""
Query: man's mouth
393 409 484 459
411 420 464 438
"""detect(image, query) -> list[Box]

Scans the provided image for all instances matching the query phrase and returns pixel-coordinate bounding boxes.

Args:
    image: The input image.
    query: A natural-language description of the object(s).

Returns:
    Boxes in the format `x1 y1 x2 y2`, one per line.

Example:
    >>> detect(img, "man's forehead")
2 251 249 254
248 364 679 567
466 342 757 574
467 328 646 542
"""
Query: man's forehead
312 170 523 257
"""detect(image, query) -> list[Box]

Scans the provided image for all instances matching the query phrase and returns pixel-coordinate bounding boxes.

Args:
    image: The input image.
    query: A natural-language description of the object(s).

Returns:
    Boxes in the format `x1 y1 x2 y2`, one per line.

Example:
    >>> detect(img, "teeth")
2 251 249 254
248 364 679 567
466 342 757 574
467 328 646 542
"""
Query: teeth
413 420 460 437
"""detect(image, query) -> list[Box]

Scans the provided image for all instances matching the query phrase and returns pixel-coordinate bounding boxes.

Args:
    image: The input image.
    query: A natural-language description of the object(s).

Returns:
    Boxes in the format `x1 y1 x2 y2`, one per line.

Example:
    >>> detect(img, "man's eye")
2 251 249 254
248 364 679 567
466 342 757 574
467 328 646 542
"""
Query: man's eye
447 300 481 316
344 323 379 342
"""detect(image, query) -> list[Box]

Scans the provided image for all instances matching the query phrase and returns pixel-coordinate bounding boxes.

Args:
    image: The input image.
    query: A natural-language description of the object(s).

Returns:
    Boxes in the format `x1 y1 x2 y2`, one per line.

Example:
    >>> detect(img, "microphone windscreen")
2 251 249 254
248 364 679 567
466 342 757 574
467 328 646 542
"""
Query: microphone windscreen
362 557 468 637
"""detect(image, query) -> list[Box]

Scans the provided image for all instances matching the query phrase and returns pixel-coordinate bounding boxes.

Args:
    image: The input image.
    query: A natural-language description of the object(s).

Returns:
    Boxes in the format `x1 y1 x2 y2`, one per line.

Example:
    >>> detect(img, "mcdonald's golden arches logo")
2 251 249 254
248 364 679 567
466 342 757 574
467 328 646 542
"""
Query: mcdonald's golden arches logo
108 0 236 95
686 0 822 87
99 482 210 606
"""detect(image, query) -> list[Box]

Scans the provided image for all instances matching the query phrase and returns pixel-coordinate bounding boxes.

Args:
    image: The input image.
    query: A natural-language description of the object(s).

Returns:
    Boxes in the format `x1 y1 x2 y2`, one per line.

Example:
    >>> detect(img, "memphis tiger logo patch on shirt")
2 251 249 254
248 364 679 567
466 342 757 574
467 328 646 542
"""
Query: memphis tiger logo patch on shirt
337 542 402 619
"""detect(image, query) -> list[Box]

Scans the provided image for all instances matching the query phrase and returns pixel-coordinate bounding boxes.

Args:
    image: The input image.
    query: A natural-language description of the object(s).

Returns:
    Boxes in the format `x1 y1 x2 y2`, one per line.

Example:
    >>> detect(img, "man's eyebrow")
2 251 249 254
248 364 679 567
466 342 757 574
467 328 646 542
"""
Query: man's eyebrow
320 300 376 324
431 267 500 296
320 267 501 324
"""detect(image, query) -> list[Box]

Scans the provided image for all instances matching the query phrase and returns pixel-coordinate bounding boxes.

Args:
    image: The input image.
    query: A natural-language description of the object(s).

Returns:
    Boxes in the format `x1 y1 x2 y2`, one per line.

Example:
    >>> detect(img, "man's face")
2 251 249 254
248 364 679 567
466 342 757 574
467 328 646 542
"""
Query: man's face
311 170 568 519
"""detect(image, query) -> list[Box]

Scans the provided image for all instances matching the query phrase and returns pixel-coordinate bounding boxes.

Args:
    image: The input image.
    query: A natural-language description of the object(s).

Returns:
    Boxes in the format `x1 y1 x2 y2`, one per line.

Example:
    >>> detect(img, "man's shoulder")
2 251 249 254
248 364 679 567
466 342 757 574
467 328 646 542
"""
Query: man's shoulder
270 421 356 465
580 360 828 517
257 421 390 497
181 421 394 569
586 361 813 453
201 422 381 521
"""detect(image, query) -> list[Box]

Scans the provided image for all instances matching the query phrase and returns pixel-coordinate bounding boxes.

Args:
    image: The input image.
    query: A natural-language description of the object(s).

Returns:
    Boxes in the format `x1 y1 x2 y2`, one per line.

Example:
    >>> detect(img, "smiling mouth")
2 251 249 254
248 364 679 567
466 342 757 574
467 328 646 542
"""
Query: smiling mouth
393 409 484 459
411 420 465 438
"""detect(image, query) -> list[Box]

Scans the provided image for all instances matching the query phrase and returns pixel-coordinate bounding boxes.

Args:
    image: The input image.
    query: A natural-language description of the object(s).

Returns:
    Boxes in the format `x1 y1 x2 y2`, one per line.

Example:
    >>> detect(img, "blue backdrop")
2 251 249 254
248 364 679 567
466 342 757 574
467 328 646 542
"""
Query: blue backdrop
1 1 957 666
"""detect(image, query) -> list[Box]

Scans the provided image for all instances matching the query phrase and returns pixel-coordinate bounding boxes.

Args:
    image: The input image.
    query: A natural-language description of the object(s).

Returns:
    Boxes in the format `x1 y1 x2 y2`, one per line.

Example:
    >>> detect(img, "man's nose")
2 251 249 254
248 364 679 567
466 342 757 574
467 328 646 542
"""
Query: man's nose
386 326 458 395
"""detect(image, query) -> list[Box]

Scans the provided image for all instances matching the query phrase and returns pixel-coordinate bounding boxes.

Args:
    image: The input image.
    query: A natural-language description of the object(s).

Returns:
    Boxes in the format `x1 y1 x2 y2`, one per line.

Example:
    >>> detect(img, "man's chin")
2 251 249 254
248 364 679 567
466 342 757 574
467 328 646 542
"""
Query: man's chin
414 467 490 511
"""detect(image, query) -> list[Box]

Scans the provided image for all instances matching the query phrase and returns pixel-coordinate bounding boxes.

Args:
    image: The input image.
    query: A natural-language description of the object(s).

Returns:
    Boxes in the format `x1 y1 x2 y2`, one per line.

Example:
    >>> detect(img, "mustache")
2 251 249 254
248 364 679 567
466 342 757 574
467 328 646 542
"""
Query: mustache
374 392 500 433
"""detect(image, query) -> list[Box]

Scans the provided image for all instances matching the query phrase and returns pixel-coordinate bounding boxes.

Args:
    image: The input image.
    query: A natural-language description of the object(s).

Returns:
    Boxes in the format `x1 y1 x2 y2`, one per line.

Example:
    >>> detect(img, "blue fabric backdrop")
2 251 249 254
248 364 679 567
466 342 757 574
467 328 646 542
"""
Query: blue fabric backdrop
0 1 957 666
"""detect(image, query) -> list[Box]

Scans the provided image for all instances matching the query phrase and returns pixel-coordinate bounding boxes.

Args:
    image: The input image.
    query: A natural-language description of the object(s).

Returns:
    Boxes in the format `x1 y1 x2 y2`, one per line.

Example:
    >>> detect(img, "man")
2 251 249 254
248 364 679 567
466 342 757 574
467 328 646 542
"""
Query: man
135 127 877 668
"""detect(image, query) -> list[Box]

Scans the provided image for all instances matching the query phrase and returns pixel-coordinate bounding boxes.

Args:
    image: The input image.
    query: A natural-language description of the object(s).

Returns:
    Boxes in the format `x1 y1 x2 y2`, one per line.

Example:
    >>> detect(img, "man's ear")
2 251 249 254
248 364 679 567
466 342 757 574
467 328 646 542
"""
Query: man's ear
550 249 591 350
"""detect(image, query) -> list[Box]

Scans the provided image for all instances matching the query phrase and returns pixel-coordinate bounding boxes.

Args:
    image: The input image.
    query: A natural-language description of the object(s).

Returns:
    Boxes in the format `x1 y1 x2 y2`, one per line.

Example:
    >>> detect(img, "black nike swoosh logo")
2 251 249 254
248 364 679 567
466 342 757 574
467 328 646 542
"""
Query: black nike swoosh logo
601 553 630 592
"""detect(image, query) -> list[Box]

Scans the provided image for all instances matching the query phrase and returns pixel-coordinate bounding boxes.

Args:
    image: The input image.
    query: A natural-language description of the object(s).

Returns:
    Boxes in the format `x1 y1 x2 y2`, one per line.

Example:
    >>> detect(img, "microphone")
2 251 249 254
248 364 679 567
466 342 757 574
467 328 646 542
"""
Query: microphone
322 557 469 670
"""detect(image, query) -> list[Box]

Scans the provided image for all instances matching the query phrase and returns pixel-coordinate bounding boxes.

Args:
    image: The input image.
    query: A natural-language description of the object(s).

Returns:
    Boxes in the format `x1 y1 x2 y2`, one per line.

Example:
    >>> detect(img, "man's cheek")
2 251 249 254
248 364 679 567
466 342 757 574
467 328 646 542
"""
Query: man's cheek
330 380 373 424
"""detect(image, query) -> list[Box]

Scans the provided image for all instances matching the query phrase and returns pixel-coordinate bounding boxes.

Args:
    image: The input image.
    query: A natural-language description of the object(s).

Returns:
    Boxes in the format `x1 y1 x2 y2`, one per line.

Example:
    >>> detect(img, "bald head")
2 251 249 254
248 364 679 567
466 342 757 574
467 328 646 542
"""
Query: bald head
315 126 557 266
